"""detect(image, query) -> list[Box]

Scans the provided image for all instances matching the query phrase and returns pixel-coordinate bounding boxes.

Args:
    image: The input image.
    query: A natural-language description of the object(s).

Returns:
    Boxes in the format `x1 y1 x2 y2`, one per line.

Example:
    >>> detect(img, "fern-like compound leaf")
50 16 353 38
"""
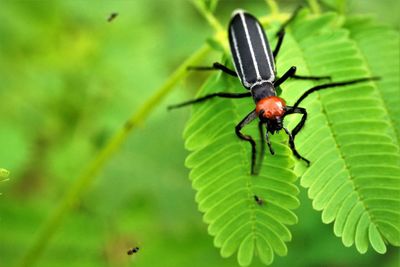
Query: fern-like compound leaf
182 9 399 266
278 11 400 254
344 16 400 144
184 74 299 266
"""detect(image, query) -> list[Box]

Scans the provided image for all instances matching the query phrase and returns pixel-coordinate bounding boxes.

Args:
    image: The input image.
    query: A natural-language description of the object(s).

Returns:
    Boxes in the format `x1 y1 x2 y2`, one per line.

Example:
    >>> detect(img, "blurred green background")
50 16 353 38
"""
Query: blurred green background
0 1 399 267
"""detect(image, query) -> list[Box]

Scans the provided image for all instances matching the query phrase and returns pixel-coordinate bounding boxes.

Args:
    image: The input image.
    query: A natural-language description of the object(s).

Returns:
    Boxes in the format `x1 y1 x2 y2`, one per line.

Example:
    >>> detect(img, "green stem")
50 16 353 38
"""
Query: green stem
307 0 321 14
192 0 224 33
265 0 280 15
337 0 347 14
16 44 211 267
208 0 219 12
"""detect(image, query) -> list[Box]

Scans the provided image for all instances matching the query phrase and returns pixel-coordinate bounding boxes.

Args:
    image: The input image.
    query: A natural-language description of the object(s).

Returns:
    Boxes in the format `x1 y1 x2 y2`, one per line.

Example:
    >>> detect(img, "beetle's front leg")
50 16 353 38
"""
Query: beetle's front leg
284 106 310 165
235 110 258 175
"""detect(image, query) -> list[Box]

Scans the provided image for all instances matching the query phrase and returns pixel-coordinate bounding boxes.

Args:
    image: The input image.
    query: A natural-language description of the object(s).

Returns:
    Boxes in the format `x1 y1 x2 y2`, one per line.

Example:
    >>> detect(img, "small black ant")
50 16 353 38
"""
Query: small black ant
127 246 139 255
254 195 265 206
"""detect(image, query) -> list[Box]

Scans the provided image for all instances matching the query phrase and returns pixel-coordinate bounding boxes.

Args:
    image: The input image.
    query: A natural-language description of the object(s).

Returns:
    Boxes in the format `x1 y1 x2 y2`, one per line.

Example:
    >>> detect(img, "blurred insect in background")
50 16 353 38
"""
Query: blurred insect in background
127 246 139 255
107 12 118 22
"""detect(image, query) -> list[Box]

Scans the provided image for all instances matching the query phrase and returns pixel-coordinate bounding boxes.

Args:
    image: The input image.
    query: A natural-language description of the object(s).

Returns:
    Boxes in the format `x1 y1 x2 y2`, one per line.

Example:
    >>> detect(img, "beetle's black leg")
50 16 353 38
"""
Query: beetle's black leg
292 74 332 81
273 6 302 58
283 126 310 165
293 77 380 108
256 121 266 174
235 110 258 175
187 62 237 77
285 106 307 139
168 92 251 110
284 106 309 165
274 66 331 87
273 66 295 87
272 29 285 59
255 117 275 174
265 130 275 155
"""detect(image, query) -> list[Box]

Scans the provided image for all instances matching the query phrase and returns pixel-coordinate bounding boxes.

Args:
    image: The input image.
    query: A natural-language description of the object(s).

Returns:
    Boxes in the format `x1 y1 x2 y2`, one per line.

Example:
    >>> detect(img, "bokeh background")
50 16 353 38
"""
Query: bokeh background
0 1 398 267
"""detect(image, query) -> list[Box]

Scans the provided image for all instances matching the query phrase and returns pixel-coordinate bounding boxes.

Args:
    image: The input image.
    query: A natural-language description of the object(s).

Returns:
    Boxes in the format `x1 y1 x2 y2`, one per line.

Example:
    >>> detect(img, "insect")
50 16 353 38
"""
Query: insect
107 12 118 22
127 246 139 255
168 8 378 175
254 195 264 206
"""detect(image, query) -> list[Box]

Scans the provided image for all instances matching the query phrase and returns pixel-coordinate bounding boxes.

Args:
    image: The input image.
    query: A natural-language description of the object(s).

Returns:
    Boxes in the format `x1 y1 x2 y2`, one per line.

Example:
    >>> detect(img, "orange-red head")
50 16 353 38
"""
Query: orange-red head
256 96 286 119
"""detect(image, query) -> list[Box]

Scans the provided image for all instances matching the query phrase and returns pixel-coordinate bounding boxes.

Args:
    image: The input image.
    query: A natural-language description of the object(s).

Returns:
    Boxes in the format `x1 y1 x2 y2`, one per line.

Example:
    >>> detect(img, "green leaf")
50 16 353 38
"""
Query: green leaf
279 12 400 254
344 16 400 144
0 168 9 178
184 74 298 266
203 0 219 12
320 0 347 13
0 168 9 196
206 37 225 53
182 9 399 266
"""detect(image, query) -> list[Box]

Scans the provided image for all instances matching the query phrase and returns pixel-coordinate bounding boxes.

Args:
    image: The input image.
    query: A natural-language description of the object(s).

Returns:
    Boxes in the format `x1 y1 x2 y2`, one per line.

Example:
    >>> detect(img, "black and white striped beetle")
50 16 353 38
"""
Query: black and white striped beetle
169 8 378 175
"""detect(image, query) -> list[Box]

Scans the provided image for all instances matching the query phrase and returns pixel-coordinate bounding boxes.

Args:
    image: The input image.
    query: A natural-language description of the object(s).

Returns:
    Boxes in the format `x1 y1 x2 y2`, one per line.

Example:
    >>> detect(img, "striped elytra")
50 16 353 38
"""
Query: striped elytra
228 10 276 89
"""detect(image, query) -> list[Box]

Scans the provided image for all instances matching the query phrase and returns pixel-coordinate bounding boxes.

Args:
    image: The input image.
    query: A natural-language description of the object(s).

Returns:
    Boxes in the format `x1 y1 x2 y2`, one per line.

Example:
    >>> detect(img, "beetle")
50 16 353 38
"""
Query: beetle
168 8 378 175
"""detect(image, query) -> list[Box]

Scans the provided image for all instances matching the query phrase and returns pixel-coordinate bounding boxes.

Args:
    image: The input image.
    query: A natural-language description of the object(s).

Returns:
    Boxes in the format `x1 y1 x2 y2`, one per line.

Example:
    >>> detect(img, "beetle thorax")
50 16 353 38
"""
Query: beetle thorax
256 96 286 119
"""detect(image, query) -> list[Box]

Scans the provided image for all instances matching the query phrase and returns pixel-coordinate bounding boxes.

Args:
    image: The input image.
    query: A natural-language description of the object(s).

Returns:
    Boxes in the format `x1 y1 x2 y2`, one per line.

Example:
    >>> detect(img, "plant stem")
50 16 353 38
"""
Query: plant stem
266 0 280 15
307 0 321 14
337 0 347 14
192 0 224 33
16 44 211 267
